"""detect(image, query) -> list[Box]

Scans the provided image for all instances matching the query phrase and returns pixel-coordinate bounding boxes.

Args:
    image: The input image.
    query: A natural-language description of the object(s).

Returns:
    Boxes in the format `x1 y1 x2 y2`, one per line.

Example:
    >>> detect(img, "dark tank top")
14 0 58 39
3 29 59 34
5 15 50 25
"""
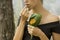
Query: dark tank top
18 16 60 40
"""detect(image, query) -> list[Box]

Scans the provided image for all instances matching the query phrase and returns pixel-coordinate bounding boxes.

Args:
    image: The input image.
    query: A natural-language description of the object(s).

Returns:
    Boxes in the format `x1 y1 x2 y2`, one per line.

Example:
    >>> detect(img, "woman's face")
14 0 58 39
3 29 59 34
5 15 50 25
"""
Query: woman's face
24 0 40 9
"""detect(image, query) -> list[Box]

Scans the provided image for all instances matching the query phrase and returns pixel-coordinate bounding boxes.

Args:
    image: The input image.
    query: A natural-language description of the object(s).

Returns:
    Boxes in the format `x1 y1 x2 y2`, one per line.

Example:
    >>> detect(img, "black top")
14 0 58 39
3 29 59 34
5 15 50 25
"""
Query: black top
18 17 60 40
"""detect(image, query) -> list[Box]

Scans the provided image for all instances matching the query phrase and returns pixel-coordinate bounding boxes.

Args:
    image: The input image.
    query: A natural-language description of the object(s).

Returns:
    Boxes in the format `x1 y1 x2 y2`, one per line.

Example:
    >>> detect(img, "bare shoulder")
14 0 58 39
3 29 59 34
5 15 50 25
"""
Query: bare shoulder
47 14 59 22
40 13 59 24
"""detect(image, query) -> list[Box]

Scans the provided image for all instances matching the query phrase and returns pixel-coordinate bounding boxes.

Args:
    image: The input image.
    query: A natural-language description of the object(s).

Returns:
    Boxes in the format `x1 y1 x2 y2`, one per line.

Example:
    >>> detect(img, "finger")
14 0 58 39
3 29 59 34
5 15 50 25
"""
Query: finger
21 6 27 16
28 28 33 35
21 8 29 17
21 8 26 15
20 6 26 14
28 26 34 34
28 26 33 31
28 25 34 32
28 25 34 29
24 8 29 15
24 12 29 18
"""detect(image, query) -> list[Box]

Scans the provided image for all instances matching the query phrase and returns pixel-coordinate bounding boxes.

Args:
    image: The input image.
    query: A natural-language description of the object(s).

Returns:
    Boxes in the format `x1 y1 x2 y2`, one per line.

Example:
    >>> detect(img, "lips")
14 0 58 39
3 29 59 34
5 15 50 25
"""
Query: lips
25 4 30 5
25 4 30 7
25 3 31 8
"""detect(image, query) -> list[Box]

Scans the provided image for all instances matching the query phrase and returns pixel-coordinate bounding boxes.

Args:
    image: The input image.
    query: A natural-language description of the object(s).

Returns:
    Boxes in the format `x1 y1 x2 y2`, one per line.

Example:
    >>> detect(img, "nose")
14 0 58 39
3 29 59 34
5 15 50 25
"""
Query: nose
24 0 28 3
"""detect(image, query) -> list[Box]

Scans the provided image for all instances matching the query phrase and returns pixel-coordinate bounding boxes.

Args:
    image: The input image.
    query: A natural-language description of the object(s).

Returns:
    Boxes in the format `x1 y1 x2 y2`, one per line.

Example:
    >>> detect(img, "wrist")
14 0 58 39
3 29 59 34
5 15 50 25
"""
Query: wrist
21 18 26 22
37 29 41 37
37 29 44 37
18 19 26 26
21 17 27 21
38 30 49 40
38 29 46 38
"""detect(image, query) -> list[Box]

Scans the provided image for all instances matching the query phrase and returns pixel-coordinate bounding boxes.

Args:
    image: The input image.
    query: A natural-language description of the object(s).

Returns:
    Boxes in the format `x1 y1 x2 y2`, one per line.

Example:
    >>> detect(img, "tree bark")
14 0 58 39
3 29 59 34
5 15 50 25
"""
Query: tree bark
0 0 15 40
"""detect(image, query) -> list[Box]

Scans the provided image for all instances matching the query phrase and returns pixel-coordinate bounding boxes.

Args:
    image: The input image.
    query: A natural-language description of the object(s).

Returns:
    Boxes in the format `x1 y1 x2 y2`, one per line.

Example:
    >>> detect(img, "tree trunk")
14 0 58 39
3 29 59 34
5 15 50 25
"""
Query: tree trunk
0 0 15 40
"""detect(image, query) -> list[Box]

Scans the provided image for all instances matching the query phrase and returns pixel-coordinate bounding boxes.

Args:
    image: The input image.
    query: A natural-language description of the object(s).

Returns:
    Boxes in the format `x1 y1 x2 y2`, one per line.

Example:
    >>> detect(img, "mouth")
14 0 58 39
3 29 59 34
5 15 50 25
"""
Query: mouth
25 4 30 7
25 3 29 5
25 3 30 5
25 4 31 9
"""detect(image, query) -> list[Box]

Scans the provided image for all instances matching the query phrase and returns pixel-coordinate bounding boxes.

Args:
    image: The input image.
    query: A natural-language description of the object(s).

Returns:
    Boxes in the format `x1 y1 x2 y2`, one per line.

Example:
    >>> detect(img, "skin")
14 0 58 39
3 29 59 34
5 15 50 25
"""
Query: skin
13 7 29 40
13 0 60 40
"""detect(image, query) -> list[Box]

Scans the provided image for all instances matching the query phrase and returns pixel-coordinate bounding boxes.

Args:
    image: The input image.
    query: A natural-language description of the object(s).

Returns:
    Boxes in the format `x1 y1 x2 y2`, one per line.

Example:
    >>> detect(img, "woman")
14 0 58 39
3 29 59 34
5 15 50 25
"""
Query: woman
13 0 60 40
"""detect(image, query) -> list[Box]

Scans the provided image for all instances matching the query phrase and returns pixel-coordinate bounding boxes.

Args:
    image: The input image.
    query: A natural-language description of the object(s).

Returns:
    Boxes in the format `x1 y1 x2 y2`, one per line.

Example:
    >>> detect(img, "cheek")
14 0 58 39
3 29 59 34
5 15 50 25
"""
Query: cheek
30 0 36 6
32 3 37 7
29 4 36 9
29 1 37 8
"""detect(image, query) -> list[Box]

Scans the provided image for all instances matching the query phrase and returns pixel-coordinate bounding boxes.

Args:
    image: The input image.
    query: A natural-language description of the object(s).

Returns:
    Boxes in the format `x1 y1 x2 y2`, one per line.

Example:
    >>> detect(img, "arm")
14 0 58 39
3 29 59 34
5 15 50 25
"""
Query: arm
52 16 60 40
13 19 26 40
28 25 49 40
38 29 49 40
13 6 29 40
52 32 60 40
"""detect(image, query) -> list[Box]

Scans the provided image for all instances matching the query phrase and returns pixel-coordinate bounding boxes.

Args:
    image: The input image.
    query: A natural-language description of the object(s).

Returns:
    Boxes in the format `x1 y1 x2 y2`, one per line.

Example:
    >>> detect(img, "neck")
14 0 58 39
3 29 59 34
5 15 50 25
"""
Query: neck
31 4 49 16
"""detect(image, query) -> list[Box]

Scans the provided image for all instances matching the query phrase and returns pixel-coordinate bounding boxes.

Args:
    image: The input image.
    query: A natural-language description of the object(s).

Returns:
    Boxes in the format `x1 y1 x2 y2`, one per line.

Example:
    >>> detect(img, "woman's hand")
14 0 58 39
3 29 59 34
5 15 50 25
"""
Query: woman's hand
27 25 40 37
20 6 30 21
27 25 49 40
